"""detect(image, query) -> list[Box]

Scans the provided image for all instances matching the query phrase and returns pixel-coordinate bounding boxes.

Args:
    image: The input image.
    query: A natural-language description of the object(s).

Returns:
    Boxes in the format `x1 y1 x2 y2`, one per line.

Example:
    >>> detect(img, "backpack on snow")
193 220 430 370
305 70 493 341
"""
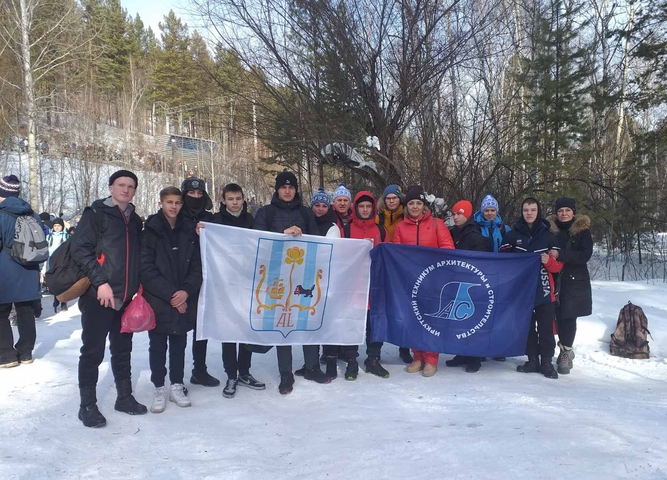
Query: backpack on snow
610 302 652 359
0 210 49 266
45 209 105 302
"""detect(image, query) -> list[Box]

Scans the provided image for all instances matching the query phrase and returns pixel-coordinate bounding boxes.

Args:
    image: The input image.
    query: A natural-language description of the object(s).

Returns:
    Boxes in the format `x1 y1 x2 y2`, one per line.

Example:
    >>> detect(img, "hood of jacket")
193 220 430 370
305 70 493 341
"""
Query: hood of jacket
350 190 378 229
513 216 550 238
0 196 33 216
144 210 192 238
92 197 137 222
270 191 304 211
215 201 253 227
547 214 591 237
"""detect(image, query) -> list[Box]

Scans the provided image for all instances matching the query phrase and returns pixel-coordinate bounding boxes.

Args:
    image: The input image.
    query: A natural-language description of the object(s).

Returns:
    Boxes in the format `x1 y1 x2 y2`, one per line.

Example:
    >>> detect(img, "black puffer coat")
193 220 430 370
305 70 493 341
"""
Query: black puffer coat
212 202 254 228
253 192 318 235
548 215 593 318
140 211 202 335
71 197 142 304
450 218 490 252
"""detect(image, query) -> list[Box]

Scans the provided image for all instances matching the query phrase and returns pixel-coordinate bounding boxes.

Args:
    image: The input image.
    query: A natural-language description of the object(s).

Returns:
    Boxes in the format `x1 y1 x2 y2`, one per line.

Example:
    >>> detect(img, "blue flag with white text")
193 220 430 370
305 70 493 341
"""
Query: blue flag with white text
370 244 541 357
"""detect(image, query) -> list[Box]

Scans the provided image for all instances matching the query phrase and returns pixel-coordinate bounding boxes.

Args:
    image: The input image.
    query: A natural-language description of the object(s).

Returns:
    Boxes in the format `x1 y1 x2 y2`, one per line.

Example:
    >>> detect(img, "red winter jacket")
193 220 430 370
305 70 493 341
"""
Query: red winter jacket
346 191 385 247
393 210 454 249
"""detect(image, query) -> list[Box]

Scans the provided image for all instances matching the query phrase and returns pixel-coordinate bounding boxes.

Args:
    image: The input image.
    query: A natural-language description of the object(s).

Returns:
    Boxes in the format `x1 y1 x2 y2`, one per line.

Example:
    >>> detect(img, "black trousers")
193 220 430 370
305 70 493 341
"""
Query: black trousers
322 344 359 360
149 331 187 387
192 322 209 372
365 313 383 358
277 345 319 375
525 302 556 360
78 295 133 388
556 310 577 348
0 302 36 363
222 343 252 379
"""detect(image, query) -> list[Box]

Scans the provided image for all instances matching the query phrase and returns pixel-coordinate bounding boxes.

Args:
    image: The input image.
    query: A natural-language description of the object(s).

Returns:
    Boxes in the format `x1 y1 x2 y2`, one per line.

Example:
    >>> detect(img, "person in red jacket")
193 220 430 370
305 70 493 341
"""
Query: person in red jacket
393 186 454 377
342 191 389 379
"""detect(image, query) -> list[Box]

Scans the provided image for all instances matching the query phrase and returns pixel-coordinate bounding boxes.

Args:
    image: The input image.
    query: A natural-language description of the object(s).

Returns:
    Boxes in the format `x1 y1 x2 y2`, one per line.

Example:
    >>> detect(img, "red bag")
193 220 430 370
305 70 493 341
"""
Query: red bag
120 286 156 333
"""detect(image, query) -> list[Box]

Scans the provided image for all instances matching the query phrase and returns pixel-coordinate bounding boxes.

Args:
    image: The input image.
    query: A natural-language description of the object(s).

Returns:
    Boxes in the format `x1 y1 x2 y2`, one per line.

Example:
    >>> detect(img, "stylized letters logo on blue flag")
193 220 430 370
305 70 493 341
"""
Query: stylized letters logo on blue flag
370 244 540 357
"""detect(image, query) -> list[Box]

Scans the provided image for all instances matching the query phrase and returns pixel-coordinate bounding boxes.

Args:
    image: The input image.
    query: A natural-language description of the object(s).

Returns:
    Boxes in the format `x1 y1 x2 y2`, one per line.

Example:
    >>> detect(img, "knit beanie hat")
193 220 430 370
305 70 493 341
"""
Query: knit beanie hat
310 187 331 207
275 171 298 191
332 183 352 202
52 218 65 229
480 194 499 212
382 184 403 202
0 175 20 198
404 185 427 205
555 197 576 214
452 200 473 220
108 169 138 187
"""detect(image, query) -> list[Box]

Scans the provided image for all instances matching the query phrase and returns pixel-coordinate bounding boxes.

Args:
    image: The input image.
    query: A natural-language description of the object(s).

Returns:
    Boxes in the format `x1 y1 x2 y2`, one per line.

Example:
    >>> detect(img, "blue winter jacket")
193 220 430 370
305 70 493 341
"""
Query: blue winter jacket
0 197 42 304
473 210 511 253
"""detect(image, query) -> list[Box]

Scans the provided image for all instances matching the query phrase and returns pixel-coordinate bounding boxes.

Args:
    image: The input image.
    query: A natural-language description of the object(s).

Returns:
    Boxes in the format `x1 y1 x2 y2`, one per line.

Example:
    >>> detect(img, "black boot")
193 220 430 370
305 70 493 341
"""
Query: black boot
190 368 220 387
540 358 559 379
319 353 327 365
304 365 332 384
279 373 295 394
445 355 468 367
114 380 148 415
364 357 389 378
294 365 307 377
78 386 106 428
398 347 413 364
516 356 540 373
325 357 338 380
345 360 359 380
465 357 482 373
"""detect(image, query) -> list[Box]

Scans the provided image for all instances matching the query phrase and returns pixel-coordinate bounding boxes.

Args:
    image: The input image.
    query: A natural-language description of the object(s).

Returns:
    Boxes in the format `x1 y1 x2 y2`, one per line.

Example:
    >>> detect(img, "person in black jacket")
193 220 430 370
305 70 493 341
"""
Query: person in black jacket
547 197 593 375
71 169 147 428
180 177 220 388
500 198 563 379
211 183 266 398
141 187 203 413
446 200 491 373
253 171 330 394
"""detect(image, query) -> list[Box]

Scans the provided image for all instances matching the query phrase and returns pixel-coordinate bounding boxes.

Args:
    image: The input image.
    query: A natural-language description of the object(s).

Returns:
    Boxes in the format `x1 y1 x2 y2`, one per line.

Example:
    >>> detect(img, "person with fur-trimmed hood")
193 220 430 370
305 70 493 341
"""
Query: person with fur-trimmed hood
547 197 592 375
393 186 454 377
500 197 563 379
180 177 219 389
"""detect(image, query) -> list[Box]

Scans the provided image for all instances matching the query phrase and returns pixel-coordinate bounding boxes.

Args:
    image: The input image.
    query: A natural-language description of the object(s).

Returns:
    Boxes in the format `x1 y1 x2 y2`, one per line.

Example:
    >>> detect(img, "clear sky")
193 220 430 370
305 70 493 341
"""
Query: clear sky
121 0 198 38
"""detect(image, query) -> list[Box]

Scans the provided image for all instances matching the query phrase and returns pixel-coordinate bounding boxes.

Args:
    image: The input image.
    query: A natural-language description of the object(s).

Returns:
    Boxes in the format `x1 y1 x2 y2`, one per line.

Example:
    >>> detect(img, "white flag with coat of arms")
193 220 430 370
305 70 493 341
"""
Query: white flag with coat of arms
196 223 372 345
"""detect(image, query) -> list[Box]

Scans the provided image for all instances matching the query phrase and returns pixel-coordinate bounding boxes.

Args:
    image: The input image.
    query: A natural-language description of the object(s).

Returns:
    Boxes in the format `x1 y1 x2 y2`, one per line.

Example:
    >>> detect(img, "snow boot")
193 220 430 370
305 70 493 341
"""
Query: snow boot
279 373 295 394
465 358 482 373
492 357 506 362
540 359 559 379
151 386 167 413
170 383 191 407
304 366 332 384
78 386 106 428
516 356 540 373
114 380 148 415
445 355 468 367
399 347 413 364
223 379 238 399
422 363 437 377
190 368 220 387
557 343 575 375
294 365 307 376
325 357 338 380
319 353 327 365
238 374 266 390
345 360 359 380
405 360 423 373
364 357 389 378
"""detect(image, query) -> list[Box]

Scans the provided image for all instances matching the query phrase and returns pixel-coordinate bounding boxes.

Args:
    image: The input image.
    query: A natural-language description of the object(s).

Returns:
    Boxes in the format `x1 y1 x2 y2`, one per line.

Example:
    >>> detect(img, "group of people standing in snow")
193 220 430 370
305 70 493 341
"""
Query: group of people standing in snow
0 169 593 429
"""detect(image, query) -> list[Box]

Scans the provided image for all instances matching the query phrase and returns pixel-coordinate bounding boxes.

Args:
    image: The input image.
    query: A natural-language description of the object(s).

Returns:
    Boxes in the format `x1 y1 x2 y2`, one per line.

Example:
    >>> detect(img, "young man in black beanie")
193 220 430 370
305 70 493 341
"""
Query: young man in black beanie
70 169 147 427
253 171 330 394
180 177 220 388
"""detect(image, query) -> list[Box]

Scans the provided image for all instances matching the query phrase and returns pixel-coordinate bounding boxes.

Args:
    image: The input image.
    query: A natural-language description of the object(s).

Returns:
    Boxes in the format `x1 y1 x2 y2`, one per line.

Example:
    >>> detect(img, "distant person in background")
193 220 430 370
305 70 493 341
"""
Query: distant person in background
547 197 593 375
42 218 70 313
0 175 43 368
180 177 220 389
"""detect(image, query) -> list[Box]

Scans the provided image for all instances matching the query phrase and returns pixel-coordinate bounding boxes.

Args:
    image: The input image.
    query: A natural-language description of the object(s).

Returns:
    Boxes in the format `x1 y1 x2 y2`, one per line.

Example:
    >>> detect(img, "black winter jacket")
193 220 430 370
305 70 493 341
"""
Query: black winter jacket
315 208 338 236
71 197 142 304
500 217 563 307
212 202 254 228
547 215 593 318
140 211 202 335
253 192 318 235
450 218 490 252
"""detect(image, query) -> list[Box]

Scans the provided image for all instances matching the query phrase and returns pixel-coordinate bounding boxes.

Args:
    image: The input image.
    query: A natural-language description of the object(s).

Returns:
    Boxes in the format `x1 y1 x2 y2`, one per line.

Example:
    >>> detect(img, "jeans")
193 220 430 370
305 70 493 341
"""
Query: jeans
149 331 187 387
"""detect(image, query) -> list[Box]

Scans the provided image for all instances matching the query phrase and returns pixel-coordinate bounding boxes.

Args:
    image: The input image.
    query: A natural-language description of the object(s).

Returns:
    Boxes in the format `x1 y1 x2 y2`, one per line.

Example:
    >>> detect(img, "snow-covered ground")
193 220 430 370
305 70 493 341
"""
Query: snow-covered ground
1 281 666 480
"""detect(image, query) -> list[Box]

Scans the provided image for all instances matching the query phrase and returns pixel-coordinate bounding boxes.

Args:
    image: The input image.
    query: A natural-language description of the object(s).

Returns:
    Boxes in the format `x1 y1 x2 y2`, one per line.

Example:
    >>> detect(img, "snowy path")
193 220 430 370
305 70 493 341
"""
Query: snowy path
1 281 666 480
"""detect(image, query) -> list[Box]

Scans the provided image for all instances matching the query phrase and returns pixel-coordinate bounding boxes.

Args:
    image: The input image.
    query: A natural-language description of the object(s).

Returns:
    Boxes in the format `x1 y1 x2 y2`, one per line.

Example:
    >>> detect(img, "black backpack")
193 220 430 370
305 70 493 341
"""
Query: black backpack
45 209 105 300
343 222 386 242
